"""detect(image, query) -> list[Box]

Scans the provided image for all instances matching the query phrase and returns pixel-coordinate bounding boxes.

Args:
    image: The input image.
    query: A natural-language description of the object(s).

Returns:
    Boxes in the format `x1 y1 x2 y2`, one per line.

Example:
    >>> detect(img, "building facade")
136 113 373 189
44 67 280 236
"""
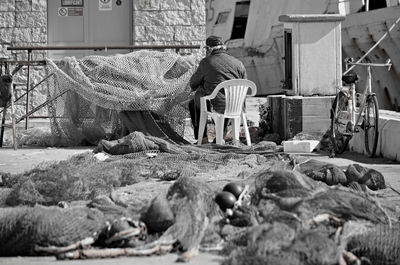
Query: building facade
0 0 206 118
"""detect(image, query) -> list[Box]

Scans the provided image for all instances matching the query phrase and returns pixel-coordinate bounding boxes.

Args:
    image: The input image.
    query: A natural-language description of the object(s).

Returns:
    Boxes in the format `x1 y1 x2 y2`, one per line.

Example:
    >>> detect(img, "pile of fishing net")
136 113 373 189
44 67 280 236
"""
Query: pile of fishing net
220 166 400 265
43 50 200 146
1 133 279 207
1 142 400 264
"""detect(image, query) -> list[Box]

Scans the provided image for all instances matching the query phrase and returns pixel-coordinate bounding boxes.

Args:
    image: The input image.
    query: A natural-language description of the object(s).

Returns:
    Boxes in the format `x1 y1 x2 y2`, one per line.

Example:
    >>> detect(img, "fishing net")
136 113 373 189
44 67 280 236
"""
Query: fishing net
1 144 400 262
297 159 386 190
1 135 279 207
0 205 105 256
346 224 400 265
44 50 199 146
222 168 400 265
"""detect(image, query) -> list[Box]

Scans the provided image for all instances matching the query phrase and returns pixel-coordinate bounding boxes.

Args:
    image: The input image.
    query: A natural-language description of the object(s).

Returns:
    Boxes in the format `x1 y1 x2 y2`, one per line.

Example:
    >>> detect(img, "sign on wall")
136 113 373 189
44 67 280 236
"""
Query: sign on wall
61 0 84 7
58 7 83 16
99 0 112 11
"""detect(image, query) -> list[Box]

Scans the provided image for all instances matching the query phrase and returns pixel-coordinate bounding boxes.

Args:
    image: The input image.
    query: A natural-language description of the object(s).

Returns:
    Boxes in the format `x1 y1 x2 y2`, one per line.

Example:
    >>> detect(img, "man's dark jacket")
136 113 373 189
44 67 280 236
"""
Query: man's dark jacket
190 49 247 113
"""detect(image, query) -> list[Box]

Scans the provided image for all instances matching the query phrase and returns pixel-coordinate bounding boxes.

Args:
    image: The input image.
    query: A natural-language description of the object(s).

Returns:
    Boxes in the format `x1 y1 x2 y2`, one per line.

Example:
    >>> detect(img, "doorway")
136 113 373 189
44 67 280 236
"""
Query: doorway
47 0 132 59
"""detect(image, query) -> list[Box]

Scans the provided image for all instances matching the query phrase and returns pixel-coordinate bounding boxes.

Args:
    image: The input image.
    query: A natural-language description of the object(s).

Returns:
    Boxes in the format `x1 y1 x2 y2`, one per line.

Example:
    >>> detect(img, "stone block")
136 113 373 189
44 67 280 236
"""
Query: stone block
166 10 191 25
191 0 205 11
161 0 191 10
31 27 47 43
0 0 15 12
16 1 31 11
175 25 206 41
16 11 46 28
283 140 320 153
191 0 205 25
0 12 15 27
32 0 46 11
14 28 32 42
134 11 191 26
134 26 175 42
0 49 10 59
191 9 205 25
133 0 161 10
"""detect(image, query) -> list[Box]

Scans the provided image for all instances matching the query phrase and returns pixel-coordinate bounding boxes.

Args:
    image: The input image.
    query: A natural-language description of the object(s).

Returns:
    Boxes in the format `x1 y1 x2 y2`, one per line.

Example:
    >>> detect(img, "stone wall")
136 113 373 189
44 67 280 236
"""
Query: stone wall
0 0 47 60
0 0 48 118
0 0 206 122
133 0 206 46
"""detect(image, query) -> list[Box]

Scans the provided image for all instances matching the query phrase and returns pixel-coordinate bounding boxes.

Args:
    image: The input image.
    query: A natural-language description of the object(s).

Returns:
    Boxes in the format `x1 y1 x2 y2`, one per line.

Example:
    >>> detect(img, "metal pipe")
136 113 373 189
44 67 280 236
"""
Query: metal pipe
25 50 31 129
7 45 201 51
16 89 70 124
1 60 46 66
0 106 6 147
10 83 17 150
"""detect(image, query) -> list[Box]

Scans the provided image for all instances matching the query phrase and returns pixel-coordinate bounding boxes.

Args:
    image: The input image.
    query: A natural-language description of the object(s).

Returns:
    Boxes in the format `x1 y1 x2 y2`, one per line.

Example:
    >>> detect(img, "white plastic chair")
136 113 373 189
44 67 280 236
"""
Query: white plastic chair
197 79 257 146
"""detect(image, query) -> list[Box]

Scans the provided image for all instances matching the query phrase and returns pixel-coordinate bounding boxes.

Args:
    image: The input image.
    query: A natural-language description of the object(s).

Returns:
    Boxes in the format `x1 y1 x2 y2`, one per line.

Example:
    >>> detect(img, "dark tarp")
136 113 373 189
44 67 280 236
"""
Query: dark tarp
119 110 189 145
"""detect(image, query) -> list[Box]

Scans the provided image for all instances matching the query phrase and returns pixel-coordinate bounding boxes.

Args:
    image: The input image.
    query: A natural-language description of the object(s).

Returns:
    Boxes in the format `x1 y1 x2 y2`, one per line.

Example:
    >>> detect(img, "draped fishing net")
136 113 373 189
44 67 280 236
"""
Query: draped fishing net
44 50 199 146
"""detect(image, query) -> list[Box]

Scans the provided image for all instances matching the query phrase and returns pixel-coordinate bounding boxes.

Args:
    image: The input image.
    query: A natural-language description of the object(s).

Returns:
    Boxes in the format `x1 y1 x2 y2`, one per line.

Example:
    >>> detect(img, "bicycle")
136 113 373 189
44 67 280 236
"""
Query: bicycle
330 58 392 158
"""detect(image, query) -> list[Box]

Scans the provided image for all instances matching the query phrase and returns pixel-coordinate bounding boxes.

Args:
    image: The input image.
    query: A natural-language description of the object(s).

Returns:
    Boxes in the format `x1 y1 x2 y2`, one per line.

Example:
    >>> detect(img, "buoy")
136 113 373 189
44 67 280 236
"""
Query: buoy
215 191 237 211
223 182 244 199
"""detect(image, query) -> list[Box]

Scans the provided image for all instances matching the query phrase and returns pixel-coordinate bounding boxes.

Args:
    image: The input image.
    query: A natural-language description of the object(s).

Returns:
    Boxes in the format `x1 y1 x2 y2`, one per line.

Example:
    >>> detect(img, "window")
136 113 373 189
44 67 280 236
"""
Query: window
215 12 230 24
359 0 387 11
230 1 250 40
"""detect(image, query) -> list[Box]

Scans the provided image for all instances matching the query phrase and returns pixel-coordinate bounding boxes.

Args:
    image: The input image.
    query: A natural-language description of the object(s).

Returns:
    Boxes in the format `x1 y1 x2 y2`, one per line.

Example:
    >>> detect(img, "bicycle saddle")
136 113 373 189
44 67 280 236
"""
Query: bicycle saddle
342 73 359 84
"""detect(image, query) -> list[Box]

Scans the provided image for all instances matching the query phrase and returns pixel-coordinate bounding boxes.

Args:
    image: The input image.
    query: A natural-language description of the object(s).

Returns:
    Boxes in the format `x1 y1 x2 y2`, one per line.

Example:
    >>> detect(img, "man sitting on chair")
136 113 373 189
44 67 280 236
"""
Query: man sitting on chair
189 35 247 143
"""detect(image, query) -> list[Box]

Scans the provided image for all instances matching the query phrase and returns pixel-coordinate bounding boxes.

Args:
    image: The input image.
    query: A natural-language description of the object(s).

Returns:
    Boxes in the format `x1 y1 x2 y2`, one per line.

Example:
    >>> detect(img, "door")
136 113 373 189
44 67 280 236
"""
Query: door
47 0 132 59
283 29 293 91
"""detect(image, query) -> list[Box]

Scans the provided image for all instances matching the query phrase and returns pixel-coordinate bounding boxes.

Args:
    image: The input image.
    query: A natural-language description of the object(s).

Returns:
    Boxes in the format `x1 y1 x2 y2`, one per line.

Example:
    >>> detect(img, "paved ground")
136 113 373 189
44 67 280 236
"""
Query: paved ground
0 146 399 265
0 253 224 265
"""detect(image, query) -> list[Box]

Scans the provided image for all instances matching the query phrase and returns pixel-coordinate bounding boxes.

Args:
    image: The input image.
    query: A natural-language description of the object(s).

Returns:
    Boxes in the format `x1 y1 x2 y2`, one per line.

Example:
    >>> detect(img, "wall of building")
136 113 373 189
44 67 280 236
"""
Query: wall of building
0 0 205 120
133 0 205 45
0 0 48 118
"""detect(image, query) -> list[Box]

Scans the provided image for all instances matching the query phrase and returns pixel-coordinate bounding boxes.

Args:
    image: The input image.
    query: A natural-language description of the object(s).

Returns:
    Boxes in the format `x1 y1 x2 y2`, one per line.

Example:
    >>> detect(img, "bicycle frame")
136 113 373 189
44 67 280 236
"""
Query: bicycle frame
331 58 392 157
344 60 391 133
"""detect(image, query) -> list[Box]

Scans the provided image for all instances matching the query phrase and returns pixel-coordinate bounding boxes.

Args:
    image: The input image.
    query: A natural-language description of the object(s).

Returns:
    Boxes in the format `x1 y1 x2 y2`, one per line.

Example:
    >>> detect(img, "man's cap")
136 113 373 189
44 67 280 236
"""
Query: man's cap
206 36 223 47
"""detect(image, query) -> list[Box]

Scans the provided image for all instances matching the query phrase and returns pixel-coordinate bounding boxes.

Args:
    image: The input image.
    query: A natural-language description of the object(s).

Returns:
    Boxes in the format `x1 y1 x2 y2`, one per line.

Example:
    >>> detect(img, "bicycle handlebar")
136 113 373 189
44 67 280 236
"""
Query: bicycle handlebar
345 58 392 70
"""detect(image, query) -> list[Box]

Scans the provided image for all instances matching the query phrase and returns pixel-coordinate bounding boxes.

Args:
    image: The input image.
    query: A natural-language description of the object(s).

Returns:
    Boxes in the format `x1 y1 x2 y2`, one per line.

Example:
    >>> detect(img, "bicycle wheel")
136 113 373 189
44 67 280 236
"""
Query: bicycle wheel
331 91 351 154
364 94 379 157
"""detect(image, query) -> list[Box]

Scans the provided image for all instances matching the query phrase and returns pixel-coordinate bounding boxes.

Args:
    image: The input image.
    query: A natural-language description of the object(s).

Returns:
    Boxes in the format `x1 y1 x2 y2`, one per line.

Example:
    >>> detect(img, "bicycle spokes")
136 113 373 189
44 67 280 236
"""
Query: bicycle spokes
364 95 379 157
